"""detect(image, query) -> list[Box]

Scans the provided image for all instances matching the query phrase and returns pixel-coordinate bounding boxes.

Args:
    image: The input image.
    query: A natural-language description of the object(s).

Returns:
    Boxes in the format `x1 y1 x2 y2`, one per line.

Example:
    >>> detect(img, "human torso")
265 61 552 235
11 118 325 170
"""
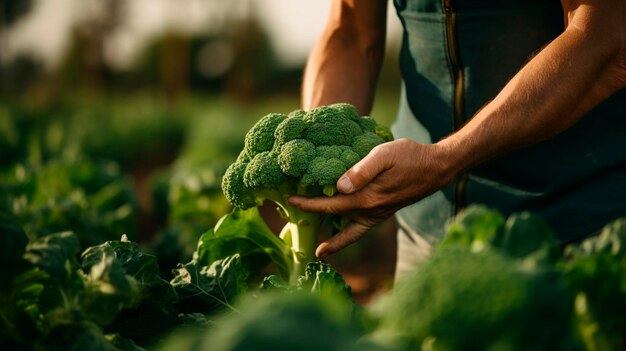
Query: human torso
394 0 626 242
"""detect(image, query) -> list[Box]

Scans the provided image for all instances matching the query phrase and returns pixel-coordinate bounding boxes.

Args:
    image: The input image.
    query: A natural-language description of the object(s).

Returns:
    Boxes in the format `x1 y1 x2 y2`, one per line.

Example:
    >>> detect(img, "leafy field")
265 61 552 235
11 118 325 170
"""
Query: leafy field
1 96 624 351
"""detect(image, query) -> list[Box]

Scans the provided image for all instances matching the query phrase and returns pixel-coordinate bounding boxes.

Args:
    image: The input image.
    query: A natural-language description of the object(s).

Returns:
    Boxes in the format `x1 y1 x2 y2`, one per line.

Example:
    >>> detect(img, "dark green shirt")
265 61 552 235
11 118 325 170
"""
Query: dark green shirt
393 0 626 242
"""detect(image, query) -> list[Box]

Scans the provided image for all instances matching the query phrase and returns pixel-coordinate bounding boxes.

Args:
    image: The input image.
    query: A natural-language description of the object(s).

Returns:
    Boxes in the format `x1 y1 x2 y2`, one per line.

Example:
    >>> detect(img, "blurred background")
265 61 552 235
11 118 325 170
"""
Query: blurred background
0 0 403 303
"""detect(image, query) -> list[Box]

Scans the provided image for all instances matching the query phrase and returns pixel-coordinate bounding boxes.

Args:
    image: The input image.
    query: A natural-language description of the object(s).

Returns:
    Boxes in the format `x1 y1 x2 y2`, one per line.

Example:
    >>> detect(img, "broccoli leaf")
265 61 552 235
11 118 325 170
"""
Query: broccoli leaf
80 241 141 327
261 261 351 298
99 239 179 345
171 254 247 315
196 208 292 279
440 205 505 252
23 231 80 280
496 211 560 264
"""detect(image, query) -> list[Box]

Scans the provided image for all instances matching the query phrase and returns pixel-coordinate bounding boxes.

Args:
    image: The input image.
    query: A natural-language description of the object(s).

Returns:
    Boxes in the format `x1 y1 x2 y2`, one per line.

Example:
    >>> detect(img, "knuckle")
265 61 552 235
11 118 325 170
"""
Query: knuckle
370 144 388 159
361 193 385 209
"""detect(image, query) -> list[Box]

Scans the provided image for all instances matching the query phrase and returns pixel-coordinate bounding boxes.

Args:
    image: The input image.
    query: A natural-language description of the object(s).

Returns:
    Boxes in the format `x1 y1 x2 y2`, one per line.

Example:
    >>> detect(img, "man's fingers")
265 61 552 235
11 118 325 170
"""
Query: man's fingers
315 221 370 257
337 145 392 194
288 194 354 214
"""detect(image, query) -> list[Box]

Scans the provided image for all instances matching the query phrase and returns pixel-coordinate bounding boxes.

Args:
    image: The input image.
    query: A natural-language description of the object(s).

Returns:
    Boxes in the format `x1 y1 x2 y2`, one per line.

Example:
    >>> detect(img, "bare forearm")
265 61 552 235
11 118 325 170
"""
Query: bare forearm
440 2 626 174
302 0 387 115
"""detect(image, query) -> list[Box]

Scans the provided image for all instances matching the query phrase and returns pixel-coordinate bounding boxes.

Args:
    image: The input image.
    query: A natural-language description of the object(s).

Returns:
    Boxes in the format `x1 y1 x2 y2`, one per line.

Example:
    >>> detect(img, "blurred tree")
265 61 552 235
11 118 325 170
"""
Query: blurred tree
0 0 34 93
0 0 33 26
160 33 190 101
223 18 279 102
58 0 123 93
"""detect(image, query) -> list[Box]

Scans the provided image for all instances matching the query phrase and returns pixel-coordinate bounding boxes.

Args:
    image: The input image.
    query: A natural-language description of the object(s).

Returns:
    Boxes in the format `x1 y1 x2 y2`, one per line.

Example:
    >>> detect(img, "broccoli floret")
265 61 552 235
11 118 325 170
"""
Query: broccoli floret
288 109 307 119
244 113 287 158
275 114 307 146
243 151 285 190
352 132 385 158
302 157 346 196
278 139 316 177
221 103 393 282
356 116 377 132
303 106 363 146
339 147 360 168
374 125 394 142
222 162 256 209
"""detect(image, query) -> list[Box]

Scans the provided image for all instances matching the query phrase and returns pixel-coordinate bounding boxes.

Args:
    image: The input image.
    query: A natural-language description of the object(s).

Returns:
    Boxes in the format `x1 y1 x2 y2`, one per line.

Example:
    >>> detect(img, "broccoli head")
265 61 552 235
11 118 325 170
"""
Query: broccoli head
376 247 576 351
221 103 393 282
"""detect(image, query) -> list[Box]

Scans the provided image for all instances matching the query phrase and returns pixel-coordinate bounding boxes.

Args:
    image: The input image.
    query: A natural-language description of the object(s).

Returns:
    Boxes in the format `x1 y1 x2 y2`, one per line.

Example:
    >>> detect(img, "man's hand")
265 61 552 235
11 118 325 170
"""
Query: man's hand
289 139 456 257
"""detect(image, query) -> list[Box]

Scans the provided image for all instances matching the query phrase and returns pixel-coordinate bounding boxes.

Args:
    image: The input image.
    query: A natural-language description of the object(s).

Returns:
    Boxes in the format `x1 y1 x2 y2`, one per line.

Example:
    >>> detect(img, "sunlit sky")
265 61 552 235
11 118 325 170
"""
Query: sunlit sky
4 0 402 70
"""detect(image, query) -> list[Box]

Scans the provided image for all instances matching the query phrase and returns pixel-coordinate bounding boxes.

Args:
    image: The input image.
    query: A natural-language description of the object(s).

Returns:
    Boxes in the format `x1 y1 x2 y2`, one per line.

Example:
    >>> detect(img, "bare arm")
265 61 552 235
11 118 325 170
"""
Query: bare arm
301 0 388 115
291 0 626 257
440 0 626 172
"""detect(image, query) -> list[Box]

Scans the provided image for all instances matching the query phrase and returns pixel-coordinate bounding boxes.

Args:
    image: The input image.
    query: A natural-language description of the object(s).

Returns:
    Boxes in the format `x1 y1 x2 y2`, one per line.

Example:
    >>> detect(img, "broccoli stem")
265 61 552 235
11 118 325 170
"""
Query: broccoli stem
283 208 321 284
261 186 323 283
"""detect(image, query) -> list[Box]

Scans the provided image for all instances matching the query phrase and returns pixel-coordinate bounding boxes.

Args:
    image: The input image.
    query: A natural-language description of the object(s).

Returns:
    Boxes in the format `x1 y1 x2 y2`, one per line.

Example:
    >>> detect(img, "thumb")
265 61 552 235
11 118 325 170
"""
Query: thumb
337 145 391 194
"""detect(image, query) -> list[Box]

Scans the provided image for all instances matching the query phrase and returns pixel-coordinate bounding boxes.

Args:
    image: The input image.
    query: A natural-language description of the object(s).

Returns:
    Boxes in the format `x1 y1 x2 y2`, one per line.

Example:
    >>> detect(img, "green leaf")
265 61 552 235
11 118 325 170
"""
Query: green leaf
171 254 247 314
23 231 80 280
103 239 179 344
496 212 560 263
297 261 351 299
196 208 292 279
562 218 626 350
440 205 505 252
260 274 292 293
80 242 141 327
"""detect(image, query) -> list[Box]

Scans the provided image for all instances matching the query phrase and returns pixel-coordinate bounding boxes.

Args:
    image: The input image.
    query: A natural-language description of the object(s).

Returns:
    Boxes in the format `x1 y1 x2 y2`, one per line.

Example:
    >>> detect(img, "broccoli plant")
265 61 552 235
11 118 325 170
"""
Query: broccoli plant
221 103 392 283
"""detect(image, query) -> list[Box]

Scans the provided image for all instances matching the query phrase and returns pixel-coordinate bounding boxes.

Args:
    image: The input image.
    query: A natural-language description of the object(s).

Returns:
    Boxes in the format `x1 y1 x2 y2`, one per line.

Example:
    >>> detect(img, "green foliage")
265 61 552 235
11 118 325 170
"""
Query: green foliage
561 219 626 351
24 231 81 280
0 100 186 170
5 97 626 351
149 164 232 276
0 159 137 249
155 292 387 351
0 213 29 284
376 246 575 351
0 233 176 350
440 204 560 265
262 261 351 301
85 239 179 345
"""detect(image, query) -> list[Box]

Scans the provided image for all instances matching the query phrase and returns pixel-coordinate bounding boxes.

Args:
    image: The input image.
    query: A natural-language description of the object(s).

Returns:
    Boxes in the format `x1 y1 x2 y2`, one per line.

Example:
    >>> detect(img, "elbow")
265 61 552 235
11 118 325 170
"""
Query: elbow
566 2 626 89
603 32 626 91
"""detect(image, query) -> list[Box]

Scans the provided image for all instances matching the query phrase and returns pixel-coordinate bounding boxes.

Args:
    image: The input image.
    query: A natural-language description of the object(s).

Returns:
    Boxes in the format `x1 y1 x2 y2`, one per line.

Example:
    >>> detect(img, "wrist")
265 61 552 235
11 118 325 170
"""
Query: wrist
434 136 472 180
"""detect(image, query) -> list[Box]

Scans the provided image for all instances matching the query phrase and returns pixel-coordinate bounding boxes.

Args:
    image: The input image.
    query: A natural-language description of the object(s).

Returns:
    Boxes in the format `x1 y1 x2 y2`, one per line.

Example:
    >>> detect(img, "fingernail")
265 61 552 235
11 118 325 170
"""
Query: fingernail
337 176 353 193
315 243 329 258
